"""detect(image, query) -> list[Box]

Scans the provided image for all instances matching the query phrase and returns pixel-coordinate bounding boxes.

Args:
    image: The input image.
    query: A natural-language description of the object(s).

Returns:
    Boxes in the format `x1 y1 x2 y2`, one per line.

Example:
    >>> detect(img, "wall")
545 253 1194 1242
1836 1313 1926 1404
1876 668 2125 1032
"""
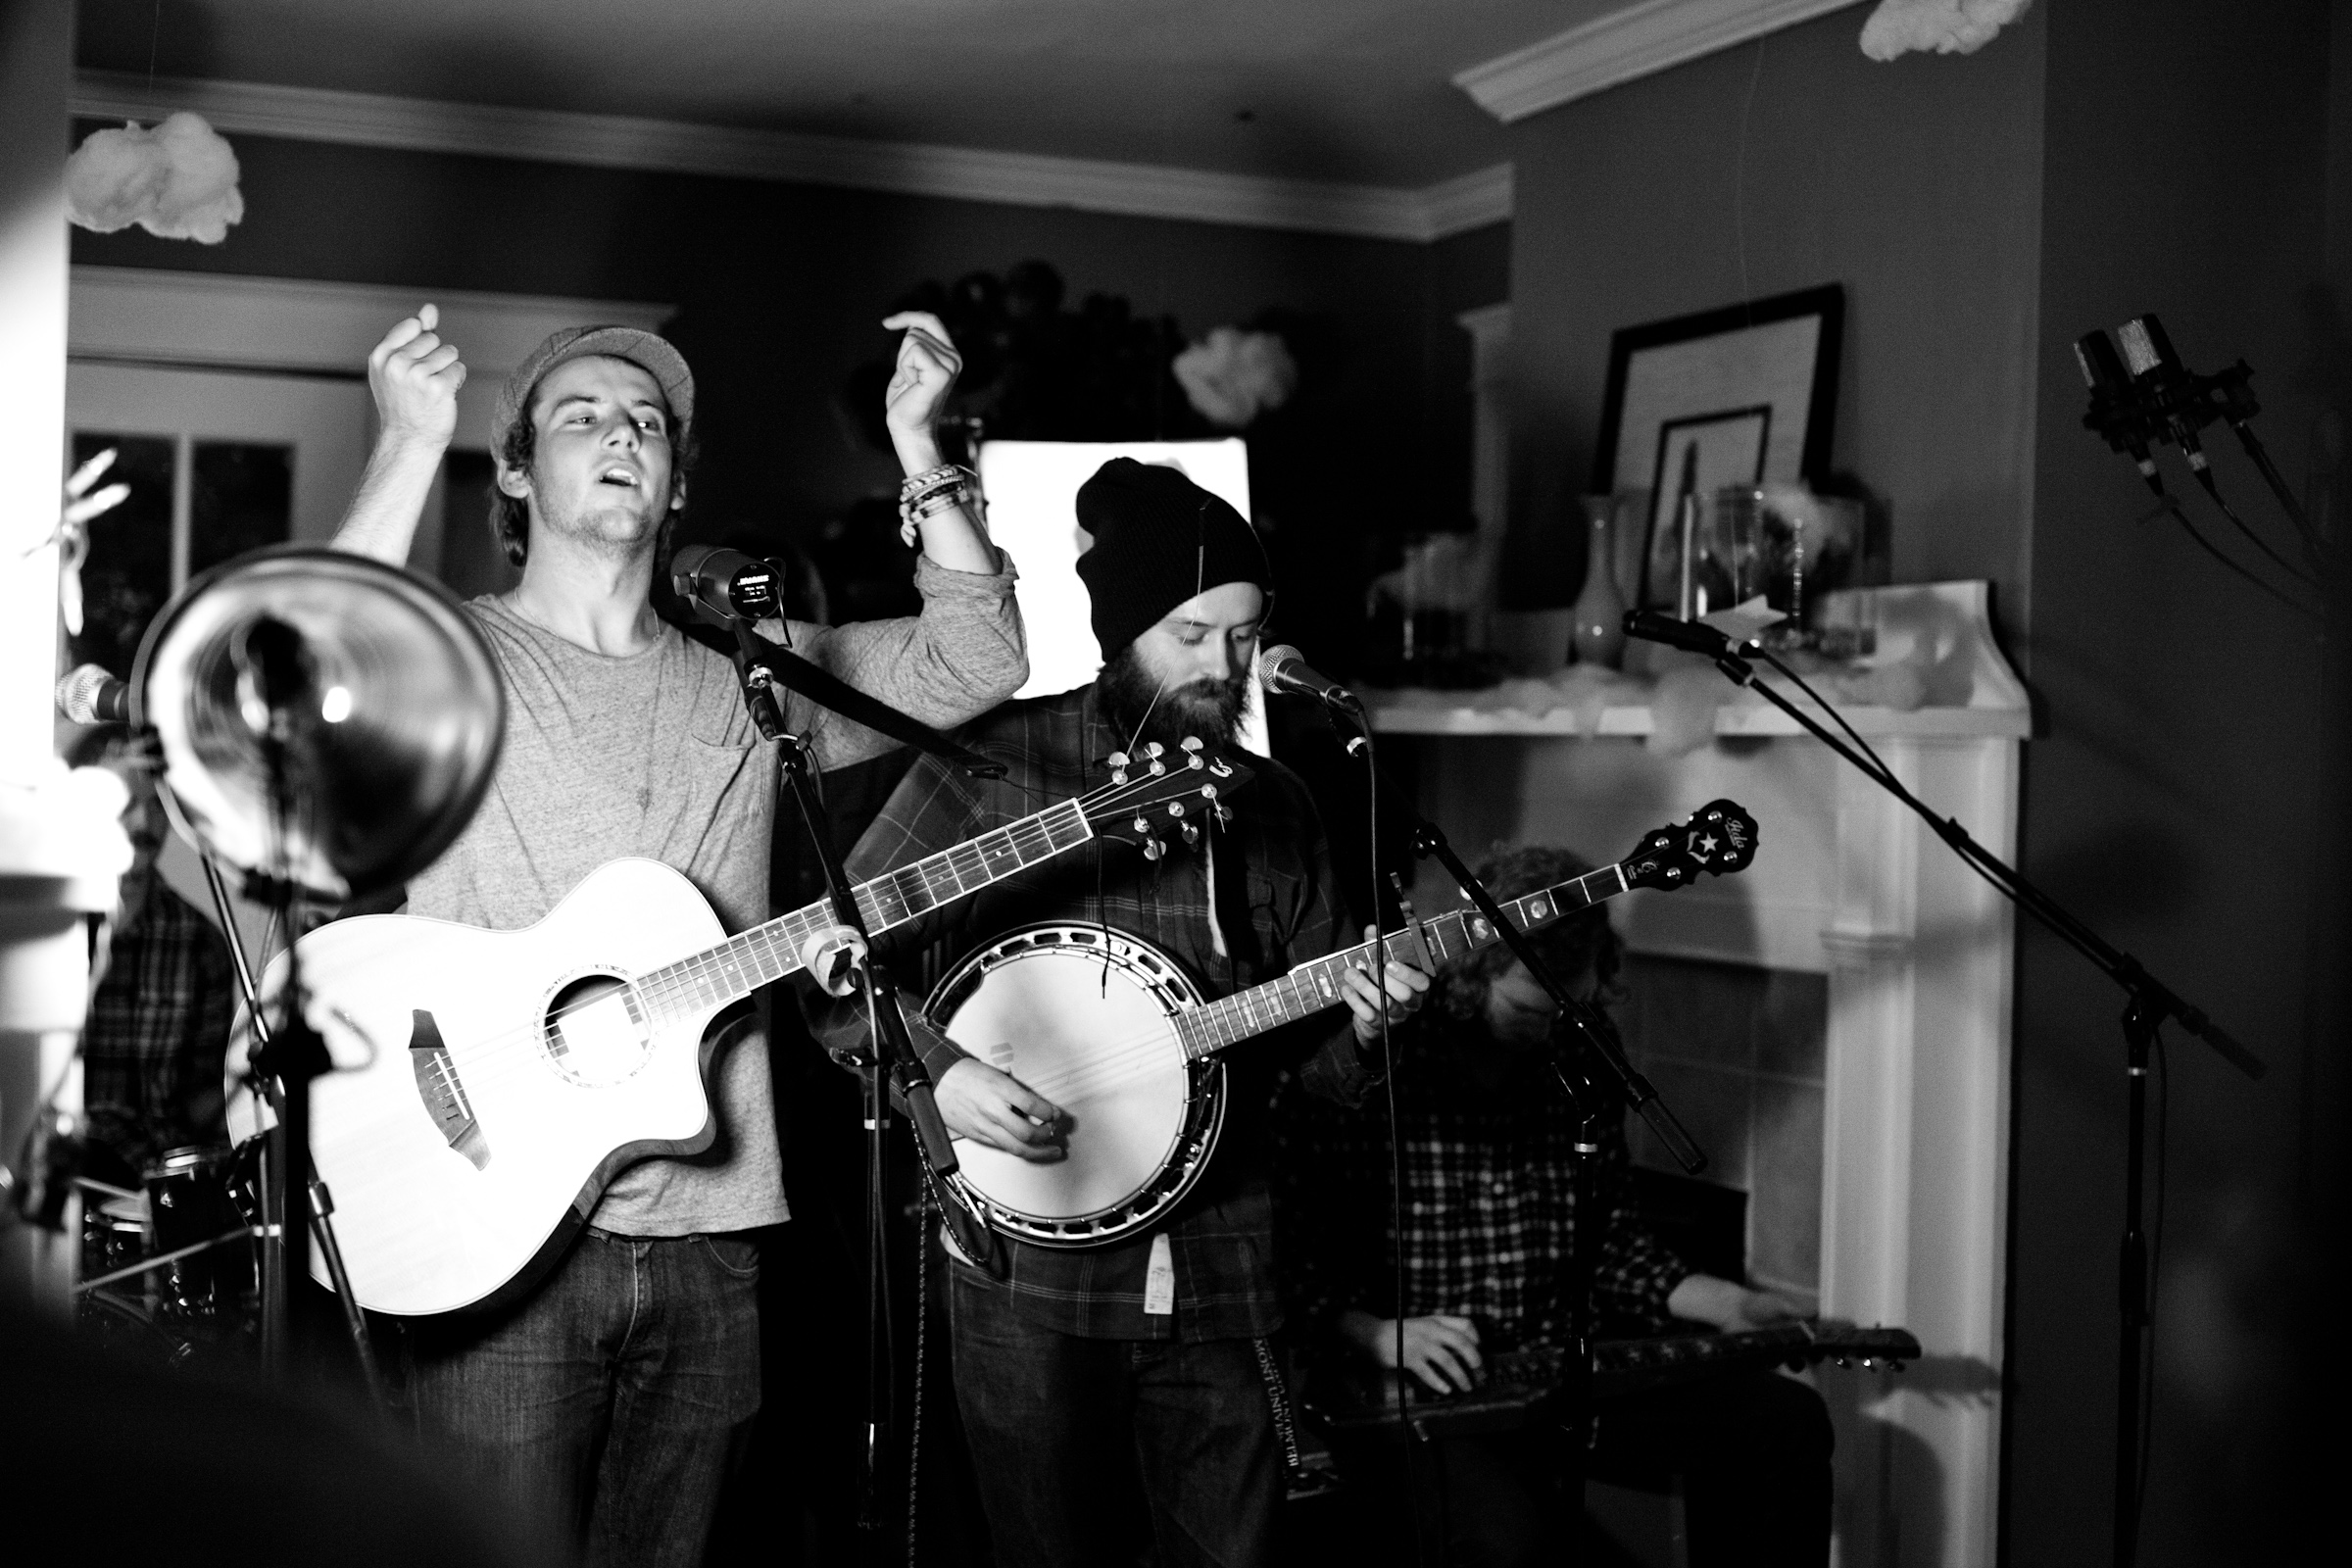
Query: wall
1501 1 2343 1562
1499 5 2044 642
69 130 1495 620
2013 2 2337 1562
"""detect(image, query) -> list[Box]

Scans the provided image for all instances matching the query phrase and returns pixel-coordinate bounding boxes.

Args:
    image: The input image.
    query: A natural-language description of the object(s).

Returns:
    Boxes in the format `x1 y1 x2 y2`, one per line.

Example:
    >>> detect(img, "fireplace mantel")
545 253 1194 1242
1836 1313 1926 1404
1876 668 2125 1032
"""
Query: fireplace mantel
1375 582 2022 1568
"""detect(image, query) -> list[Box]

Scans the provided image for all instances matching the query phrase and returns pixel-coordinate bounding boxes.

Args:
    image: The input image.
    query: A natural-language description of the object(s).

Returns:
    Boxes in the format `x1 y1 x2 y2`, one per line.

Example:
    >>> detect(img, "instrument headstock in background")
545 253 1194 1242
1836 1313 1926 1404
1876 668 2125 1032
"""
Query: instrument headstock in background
1087 738 1251 860
1620 798 1759 892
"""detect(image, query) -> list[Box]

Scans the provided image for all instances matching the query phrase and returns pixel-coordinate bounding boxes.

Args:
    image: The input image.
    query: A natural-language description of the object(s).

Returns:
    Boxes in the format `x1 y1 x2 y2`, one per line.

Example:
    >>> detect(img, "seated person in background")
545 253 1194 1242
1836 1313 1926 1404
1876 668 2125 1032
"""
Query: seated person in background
1275 845 1833 1568
70 725 236 1186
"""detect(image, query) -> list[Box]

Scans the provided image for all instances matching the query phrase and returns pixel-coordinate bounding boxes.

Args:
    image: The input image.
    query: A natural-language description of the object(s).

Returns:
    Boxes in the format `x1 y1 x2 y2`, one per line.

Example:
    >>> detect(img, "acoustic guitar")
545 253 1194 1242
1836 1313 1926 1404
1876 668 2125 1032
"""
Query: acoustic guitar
225 740 1248 1316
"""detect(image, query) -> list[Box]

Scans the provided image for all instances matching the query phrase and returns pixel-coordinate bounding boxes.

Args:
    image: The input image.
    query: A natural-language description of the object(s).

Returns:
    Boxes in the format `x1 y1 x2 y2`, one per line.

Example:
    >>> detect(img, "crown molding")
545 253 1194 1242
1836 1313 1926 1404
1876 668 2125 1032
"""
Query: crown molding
73 71 1511 244
1453 0 1868 123
69 265 671 376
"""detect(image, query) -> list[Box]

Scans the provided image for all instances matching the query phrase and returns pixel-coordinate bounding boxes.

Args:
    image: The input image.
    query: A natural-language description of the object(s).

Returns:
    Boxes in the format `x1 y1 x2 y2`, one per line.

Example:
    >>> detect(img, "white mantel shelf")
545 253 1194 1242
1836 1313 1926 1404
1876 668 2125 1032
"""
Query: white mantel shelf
1363 694 2031 739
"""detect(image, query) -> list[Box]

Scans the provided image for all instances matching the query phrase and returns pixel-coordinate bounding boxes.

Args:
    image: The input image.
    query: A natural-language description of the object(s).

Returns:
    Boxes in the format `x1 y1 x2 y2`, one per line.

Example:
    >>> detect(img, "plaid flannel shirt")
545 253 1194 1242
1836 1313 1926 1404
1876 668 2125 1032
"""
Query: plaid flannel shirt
82 880 237 1175
804 684 1381 1342
1274 1014 1689 1354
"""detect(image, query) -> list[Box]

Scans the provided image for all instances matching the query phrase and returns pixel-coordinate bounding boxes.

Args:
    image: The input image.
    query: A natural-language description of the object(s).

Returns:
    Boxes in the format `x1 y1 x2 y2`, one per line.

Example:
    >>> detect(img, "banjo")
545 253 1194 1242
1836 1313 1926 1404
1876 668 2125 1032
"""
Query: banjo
929 799 1759 1248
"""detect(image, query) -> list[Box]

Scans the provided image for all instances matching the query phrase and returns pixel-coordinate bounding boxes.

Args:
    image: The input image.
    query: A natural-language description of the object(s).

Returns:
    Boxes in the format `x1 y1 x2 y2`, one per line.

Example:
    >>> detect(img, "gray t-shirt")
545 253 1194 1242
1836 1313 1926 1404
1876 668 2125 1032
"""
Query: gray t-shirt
406 556 1025 1236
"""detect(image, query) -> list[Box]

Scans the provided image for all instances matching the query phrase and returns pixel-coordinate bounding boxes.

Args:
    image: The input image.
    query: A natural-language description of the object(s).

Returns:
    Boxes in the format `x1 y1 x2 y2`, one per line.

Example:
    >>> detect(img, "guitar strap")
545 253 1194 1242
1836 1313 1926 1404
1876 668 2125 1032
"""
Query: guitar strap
1204 810 1262 975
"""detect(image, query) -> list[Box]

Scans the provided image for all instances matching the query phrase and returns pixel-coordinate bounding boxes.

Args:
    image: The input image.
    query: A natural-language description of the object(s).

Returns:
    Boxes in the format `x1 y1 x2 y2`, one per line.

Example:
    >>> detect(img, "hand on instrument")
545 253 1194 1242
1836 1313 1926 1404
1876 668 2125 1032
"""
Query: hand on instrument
1342 924 1432 1046
935 1056 1067 1162
1665 1273 1809 1334
880 310 962 462
1343 1309 1484 1396
367 303 467 454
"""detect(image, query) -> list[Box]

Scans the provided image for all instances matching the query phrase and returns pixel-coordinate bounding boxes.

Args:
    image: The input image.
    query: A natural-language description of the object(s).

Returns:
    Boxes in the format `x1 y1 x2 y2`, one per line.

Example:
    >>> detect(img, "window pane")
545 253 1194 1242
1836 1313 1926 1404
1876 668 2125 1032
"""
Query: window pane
437 449 518 601
69 432 175 680
189 441 292 577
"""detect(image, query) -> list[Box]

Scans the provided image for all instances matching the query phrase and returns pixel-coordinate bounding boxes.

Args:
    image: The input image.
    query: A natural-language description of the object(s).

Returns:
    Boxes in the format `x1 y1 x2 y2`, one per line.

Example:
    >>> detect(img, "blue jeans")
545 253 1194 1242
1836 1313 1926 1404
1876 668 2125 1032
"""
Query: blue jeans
405 1228 763 1568
945 1259 1282 1568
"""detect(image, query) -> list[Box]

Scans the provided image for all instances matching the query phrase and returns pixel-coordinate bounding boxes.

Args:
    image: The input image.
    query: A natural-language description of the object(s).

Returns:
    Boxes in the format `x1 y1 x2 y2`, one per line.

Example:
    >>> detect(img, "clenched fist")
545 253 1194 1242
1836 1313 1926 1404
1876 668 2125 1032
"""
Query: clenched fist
368 303 467 453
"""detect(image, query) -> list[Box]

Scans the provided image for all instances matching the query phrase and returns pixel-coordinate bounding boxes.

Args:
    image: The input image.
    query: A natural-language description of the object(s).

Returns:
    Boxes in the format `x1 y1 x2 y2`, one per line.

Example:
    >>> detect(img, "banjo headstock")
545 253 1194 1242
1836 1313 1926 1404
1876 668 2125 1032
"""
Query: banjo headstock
1621 797 1759 892
1085 738 1251 860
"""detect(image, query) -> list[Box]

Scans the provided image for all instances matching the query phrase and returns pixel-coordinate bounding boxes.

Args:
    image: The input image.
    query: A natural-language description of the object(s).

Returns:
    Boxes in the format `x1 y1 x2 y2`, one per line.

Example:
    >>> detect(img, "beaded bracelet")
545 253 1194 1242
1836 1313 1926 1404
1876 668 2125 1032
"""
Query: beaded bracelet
898 477 983 545
898 463 977 504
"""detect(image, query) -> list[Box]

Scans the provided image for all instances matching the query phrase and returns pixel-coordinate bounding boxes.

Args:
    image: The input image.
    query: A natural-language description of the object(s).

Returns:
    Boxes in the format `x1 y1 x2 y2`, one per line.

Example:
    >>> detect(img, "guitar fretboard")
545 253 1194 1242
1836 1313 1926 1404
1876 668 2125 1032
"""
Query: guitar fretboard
631 798 1096 1021
1171 863 1631 1058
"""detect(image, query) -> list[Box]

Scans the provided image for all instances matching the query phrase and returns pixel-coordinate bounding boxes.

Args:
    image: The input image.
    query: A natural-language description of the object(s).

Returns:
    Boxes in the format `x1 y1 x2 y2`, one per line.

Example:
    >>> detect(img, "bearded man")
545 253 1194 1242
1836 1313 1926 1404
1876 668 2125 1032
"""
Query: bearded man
806 458 1431 1567
327 305 1026 1566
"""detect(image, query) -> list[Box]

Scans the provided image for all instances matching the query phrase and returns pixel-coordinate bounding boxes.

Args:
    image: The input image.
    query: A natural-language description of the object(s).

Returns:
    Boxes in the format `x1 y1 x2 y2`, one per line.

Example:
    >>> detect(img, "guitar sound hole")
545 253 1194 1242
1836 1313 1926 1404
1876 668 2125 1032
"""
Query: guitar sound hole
541 972 651 1089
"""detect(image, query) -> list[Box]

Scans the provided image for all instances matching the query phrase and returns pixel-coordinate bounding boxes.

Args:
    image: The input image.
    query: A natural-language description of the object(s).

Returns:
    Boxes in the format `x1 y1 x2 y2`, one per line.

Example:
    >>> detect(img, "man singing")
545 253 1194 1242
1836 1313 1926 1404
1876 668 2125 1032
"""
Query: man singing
808 458 1432 1567
328 305 1026 1565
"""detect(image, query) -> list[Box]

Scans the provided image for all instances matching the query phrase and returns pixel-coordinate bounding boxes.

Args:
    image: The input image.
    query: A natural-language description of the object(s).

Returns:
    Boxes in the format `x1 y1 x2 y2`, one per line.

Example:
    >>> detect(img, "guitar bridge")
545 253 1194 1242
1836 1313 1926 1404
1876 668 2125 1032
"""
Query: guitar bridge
409 1009 491 1170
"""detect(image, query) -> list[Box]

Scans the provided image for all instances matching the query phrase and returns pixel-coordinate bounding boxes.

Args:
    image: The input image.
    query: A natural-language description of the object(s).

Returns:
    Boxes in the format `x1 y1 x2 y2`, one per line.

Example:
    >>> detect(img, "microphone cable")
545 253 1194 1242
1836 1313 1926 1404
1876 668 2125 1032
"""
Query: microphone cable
2140 493 2320 620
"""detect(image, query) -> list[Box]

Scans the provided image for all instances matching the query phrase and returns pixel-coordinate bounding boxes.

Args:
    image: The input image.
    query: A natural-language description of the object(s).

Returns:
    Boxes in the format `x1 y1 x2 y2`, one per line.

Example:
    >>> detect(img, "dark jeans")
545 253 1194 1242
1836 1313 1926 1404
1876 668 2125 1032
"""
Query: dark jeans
405 1228 764 1568
1335 1370 1834 1568
945 1260 1282 1568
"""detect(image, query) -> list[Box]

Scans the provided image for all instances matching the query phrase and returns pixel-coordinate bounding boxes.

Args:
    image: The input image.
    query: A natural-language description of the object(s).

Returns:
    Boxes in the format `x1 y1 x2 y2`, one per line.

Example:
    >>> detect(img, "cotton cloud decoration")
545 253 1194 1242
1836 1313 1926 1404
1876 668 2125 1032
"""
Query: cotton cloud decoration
66 113 245 244
1172 327 1299 430
1859 0 2033 61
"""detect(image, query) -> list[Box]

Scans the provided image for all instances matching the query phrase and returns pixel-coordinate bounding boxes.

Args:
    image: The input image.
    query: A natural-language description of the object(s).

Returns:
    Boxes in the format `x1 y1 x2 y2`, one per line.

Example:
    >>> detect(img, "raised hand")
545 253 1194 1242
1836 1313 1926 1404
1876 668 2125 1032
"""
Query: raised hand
935 1056 1068 1163
879 310 962 463
367 303 467 453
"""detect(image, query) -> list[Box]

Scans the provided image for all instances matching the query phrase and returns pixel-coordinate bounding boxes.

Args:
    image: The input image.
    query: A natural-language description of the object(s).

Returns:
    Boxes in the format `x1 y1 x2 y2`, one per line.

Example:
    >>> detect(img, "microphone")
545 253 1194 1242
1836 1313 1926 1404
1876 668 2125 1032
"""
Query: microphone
1256 644 1361 711
671 545 785 623
2075 328 2167 496
2117 315 2214 476
1622 609 1739 659
55 663 130 724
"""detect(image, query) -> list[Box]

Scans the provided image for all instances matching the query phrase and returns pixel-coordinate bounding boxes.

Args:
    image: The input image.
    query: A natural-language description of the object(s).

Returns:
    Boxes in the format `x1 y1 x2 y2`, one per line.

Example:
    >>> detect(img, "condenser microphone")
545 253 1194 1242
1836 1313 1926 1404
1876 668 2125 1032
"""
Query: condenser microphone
2075 328 2167 496
2117 315 2214 476
1622 609 1739 659
671 545 785 623
1256 645 1360 711
55 663 130 724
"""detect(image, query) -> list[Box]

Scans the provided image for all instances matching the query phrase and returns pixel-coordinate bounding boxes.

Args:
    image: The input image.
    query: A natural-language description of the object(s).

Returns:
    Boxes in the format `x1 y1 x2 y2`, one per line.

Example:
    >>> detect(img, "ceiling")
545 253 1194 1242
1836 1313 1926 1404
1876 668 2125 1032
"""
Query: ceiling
74 0 1629 188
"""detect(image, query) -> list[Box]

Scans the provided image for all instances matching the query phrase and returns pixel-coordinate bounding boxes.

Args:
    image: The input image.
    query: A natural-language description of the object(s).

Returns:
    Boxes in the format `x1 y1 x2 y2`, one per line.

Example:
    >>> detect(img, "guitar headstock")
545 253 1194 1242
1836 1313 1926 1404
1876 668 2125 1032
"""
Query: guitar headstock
1620 797 1759 892
1799 1320 1922 1372
1084 738 1254 860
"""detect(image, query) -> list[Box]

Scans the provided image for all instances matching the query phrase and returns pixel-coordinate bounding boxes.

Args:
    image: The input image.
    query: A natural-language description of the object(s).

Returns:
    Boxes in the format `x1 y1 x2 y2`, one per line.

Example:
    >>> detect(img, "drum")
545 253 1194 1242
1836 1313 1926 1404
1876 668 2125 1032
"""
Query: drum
80 1192 151 1293
144 1145 257 1321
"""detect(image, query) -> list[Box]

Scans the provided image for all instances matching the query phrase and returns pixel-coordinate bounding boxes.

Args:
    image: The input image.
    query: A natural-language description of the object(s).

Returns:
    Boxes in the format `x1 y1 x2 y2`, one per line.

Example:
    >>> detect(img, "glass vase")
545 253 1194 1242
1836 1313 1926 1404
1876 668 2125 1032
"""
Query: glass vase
1571 495 1627 668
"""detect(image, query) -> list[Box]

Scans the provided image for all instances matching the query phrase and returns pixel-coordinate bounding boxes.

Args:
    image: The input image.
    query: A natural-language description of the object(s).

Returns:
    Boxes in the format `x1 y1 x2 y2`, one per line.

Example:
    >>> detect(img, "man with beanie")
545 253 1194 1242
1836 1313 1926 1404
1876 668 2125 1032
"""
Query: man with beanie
324 306 1027 1566
806 458 1431 1566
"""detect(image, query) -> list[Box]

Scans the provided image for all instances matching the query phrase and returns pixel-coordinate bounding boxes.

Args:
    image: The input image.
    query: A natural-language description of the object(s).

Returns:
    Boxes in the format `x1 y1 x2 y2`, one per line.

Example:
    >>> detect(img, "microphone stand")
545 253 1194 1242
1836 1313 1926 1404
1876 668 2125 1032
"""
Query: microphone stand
1627 612 2264 1568
716 618 998 1532
1321 700 1709 1544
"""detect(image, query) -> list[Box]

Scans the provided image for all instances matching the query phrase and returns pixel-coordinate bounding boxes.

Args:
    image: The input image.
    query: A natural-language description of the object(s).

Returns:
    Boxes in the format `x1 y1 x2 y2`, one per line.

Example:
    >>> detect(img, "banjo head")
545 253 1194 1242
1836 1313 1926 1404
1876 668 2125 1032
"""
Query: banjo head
927 924 1224 1246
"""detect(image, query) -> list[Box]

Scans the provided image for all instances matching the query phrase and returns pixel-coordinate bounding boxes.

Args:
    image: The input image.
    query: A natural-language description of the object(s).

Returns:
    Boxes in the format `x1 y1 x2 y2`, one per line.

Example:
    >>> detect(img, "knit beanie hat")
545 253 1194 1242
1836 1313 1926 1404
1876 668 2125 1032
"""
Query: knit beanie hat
1074 458 1271 658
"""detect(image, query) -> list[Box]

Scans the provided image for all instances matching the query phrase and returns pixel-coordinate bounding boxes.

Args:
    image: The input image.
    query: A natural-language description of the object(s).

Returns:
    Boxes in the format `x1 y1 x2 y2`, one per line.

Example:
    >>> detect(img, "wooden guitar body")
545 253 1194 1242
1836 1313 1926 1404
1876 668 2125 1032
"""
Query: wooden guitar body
227 858 731 1317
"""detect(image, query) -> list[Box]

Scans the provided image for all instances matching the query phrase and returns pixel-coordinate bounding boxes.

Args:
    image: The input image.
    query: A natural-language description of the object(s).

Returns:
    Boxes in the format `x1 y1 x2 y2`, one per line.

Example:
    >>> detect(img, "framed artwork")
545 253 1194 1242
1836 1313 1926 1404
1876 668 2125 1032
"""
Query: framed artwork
1590 284 1843 607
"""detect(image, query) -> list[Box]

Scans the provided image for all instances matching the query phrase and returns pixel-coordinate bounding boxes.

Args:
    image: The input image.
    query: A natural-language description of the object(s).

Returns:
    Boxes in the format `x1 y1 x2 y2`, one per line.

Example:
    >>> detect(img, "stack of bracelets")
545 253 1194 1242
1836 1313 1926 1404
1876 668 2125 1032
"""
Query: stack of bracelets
898 463 982 545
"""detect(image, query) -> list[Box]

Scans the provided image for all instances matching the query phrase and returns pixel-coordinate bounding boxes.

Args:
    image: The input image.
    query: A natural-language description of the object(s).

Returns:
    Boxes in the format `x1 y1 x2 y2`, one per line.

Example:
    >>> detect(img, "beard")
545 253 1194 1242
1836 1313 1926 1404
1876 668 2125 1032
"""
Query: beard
1097 643 1249 754
535 468 671 563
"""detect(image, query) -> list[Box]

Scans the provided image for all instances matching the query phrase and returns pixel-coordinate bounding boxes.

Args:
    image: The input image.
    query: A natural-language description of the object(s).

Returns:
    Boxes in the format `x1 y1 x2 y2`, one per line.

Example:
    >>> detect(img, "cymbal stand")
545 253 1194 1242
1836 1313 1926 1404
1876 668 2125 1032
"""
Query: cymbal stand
190 753 382 1402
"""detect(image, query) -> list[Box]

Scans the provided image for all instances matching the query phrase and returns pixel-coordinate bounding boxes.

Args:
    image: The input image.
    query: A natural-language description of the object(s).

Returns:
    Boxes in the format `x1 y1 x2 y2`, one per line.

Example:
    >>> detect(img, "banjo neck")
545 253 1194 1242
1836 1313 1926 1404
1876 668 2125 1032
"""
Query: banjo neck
1170 864 1633 1060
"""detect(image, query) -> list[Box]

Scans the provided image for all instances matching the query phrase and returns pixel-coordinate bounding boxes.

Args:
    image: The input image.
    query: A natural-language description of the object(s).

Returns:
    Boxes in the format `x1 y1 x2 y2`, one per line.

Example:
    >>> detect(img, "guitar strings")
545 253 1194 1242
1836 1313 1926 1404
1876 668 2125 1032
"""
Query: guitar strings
265 772 1186 1159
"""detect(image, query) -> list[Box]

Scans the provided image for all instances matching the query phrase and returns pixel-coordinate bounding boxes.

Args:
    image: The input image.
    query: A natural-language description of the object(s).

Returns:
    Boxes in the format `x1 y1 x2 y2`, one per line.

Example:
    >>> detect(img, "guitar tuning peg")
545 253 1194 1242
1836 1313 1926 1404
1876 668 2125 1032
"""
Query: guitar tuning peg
1107 751 1129 769
1181 736 1202 753
1143 837 1165 862
1167 802 1187 818
1180 822 1200 847
1144 741 1165 758
1133 814 1152 835
1212 803 1233 828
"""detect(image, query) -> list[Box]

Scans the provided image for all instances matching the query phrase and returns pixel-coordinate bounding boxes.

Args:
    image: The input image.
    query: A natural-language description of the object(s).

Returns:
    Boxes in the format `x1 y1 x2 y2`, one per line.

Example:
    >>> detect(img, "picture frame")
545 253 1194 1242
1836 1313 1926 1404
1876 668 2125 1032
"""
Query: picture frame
1589 284 1844 609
